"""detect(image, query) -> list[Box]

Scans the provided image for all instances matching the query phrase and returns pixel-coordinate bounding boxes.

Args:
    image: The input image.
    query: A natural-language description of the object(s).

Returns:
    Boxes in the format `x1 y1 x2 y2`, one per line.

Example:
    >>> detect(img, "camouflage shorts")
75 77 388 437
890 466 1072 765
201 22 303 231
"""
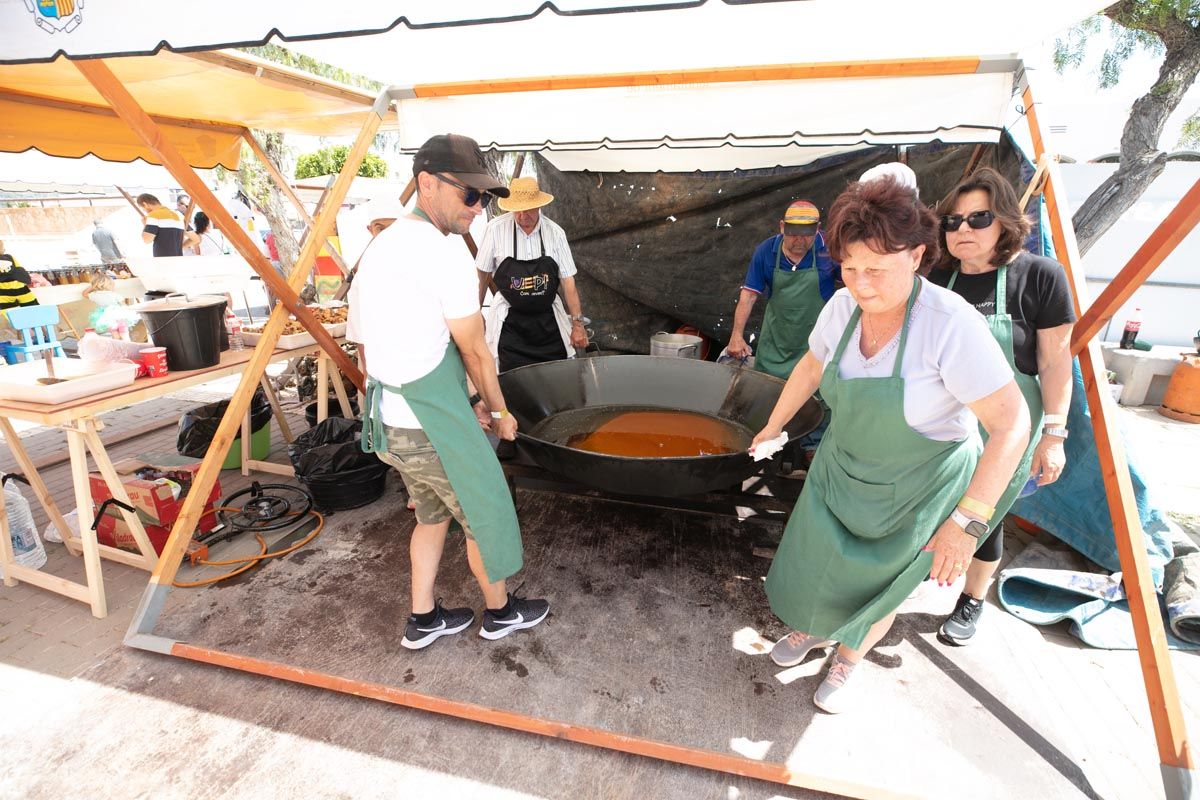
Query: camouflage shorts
375 425 473 538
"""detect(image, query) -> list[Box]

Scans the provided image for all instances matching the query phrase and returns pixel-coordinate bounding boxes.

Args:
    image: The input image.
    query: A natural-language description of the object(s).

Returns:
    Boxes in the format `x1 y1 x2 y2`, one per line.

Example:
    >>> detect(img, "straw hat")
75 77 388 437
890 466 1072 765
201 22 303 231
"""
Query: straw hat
497 177 554 212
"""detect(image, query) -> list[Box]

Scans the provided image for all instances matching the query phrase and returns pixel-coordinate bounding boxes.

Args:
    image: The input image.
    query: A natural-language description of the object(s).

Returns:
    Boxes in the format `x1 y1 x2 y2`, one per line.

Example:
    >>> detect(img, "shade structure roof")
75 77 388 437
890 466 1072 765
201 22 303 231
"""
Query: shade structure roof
0 49 382 169
0 0 1110 172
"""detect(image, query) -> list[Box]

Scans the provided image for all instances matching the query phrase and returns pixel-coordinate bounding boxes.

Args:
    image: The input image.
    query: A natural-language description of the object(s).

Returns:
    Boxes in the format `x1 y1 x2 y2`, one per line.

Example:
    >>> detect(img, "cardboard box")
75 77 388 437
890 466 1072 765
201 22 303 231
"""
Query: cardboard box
88 454 220 555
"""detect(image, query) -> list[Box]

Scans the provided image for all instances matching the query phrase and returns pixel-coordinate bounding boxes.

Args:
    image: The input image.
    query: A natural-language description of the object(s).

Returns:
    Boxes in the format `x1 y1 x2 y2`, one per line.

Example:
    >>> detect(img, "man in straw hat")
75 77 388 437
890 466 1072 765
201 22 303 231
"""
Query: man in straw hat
475 176 589 372
348 134 550 651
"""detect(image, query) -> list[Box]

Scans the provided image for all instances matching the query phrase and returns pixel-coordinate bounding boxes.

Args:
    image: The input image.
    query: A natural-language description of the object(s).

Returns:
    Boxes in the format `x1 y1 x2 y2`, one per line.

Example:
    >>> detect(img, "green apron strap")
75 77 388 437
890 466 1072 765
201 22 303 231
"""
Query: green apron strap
891 278 921 378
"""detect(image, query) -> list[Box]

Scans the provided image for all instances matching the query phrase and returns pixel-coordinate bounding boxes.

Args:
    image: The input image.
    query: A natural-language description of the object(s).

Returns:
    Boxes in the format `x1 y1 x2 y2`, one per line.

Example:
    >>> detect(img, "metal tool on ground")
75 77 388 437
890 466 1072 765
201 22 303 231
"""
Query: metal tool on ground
176 483 324 588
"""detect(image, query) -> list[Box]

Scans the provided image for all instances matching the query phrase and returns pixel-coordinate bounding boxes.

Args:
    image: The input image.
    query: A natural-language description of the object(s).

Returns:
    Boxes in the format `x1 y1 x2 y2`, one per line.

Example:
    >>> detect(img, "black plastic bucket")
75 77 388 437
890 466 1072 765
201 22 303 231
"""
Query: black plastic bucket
134 295 226 371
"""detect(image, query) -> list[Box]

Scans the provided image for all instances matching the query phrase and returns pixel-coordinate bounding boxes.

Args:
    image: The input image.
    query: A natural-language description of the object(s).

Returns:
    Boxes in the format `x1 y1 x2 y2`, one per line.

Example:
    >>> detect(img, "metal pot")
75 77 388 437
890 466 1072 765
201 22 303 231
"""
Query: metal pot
499 355 822 497
649 331 702 359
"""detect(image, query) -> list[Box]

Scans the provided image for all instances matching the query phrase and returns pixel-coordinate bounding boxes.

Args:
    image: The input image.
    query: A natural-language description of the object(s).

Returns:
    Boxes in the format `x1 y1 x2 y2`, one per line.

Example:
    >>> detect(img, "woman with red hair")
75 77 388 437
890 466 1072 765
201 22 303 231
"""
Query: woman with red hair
750 176 1030 712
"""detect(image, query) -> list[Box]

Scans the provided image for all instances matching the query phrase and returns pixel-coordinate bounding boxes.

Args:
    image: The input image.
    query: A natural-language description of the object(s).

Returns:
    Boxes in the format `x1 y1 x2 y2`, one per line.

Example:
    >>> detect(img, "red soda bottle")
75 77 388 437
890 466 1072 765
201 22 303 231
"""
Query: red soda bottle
1120 308 1142 350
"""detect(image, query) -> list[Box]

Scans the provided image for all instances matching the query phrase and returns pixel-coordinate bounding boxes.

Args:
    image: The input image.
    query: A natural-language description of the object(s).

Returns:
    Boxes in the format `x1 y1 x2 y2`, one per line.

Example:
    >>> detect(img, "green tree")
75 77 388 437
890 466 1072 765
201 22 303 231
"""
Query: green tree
294 145 389 180
1054 1 1200 254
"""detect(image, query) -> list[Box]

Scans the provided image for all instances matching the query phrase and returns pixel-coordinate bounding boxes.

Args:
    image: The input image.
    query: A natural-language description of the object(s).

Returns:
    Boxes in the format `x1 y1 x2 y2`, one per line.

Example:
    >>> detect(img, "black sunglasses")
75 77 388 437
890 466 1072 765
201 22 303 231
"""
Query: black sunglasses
434 173 495 208
940 210 995 232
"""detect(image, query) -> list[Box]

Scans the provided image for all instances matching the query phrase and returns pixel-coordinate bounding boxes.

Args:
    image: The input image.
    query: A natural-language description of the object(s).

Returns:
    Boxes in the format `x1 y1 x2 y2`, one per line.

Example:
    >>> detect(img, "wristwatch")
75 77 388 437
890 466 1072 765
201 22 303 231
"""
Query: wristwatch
1042 426 1069 439
570 314 590 325
950 508 990 539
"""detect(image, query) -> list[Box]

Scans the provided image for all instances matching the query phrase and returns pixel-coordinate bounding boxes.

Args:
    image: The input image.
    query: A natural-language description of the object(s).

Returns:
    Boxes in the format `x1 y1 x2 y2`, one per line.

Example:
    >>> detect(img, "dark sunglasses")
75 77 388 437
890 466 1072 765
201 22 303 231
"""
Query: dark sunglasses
434 173 495 208
940 210 995 232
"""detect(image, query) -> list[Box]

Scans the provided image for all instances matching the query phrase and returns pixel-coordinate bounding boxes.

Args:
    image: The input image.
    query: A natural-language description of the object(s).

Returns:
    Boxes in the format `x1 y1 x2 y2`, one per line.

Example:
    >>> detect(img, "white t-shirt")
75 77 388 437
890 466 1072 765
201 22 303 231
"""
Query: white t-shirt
346 215 480 428
474 212 578 278
808 278 1012 441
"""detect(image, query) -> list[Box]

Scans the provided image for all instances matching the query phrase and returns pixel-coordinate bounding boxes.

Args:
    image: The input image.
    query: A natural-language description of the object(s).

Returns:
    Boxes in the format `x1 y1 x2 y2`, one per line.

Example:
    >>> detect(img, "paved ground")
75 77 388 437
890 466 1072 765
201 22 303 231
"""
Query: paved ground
0 386 1197 799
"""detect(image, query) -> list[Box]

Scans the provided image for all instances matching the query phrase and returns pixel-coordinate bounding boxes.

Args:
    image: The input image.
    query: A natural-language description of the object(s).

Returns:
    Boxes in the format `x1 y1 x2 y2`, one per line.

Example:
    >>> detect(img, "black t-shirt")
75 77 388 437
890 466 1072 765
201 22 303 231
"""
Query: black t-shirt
928 252 1076 376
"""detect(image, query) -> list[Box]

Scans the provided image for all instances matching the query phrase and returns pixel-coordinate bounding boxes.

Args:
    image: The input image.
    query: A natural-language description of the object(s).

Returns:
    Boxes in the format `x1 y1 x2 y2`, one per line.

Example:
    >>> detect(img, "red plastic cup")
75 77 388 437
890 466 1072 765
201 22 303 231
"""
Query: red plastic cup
141 347 169 378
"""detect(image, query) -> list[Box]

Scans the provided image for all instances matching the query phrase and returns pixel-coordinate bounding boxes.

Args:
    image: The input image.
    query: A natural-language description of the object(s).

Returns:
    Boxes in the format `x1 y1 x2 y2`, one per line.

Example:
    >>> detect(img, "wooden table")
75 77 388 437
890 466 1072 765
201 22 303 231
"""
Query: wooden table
0 341 349 617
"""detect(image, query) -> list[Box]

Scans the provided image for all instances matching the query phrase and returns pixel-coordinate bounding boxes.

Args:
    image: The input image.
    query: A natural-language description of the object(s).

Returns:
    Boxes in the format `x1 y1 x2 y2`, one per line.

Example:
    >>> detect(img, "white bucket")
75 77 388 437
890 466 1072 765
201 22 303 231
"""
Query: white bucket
650 332 702 359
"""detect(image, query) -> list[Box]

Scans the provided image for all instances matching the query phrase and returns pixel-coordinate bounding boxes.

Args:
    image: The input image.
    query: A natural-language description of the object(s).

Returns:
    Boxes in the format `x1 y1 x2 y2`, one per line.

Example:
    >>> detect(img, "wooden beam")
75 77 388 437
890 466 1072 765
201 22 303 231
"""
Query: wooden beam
1023 85 1195 782
182 50 377 108
115 186 142 215
1072 177 1200 355
241 130 351 277
129 91 385 593
410 56 983 98
73 59 362 393
1018 154 1051 213
960 144 987 180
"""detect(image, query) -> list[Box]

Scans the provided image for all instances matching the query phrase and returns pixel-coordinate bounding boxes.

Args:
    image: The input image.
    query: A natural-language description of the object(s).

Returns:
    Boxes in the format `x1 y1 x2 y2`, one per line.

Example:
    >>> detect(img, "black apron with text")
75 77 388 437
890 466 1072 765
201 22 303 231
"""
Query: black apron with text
495 223 566 372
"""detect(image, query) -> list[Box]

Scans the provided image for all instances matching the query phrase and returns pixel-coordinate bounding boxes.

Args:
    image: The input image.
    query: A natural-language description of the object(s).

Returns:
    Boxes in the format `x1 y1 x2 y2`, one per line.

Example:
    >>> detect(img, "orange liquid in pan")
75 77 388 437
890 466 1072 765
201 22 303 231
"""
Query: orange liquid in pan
565 410 746 457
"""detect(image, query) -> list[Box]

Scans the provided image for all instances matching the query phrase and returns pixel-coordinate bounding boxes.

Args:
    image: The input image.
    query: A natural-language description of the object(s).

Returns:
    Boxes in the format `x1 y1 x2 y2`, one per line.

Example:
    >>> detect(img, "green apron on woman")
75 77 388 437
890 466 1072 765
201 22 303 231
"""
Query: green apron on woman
948 266 1044 525
765 279 979 648
754 237 824 380
361 342 524 583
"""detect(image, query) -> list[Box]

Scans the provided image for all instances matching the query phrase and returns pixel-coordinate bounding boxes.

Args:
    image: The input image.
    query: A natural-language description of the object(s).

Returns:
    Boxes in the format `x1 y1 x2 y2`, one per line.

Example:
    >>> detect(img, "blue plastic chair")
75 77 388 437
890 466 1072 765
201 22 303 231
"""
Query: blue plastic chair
5 305 66 363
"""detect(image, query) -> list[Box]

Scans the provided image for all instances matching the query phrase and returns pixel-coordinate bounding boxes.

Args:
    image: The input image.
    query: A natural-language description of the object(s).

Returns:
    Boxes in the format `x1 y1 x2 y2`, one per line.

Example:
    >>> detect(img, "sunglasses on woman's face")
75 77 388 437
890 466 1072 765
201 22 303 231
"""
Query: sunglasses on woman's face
940 210 995 232
434 173 494 208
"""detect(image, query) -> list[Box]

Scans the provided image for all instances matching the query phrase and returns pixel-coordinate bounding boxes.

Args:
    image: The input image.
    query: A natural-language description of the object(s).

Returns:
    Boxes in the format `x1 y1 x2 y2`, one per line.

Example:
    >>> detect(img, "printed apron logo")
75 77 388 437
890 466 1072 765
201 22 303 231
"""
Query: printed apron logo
25 0 84 34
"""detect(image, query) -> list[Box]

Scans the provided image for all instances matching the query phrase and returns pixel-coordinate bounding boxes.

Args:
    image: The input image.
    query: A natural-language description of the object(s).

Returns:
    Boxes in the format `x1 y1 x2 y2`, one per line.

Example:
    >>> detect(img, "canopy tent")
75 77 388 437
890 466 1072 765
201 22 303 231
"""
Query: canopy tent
2 3 1194 800
0 49 384 168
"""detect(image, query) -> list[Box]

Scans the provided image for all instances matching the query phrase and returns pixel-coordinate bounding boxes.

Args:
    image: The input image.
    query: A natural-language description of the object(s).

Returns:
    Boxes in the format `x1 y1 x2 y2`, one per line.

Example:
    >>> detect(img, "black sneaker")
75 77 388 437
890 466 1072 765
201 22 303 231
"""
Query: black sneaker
480 587 550 641
401 600 474 650
938 593 984 646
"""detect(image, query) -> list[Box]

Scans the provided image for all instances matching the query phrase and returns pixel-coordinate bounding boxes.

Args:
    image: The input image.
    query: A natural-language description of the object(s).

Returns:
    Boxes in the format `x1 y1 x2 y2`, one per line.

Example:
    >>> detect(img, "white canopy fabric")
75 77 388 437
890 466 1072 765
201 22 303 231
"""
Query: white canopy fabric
0 0 1110 172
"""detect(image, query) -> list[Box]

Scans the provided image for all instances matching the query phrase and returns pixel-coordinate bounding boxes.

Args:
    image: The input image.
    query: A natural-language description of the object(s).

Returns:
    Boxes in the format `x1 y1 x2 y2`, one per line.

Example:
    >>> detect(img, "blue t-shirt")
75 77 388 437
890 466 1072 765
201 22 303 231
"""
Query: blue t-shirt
742 232 839 300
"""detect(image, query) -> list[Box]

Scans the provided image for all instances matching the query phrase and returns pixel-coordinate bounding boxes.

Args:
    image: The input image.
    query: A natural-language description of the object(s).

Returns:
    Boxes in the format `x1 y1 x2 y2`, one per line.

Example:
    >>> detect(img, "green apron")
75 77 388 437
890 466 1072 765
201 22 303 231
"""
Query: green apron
754 236 824 380
947 266 1044 529
361 342 523 583
765 278 979 649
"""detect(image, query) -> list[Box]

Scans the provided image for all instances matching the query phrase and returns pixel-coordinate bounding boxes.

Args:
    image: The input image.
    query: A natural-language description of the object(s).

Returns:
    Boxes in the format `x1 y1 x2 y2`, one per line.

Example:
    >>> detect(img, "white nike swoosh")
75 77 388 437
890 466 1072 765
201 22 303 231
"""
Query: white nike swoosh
496 611 524 625
416 620 447 633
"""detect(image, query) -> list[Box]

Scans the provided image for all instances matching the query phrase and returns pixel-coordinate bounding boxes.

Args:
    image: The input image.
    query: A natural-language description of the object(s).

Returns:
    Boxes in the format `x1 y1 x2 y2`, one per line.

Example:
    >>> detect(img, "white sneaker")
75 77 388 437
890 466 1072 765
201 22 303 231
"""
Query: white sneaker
813 654 859 714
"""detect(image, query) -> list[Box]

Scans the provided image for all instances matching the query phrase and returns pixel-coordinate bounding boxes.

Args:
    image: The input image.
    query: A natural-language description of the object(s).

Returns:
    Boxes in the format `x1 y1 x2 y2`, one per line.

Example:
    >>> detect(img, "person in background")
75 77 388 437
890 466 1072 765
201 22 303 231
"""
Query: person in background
751 176 1028 713
349 134 550 650
91 218 123 264
137 193 185 257
929 167 1075 646
474 176 588 372
0 239 40 322
184 212 227 256
176 194 194 230
728 199 841 468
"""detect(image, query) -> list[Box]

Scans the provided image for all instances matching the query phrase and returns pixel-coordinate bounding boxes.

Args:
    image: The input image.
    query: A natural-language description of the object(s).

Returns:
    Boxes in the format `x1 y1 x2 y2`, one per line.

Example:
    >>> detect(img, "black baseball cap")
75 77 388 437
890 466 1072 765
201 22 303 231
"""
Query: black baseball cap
413 134 509 197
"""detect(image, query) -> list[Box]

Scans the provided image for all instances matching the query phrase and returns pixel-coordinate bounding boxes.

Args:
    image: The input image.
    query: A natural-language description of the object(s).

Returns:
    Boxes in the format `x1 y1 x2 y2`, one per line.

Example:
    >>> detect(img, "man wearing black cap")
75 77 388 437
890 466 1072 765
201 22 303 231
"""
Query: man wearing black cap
348 134 549 651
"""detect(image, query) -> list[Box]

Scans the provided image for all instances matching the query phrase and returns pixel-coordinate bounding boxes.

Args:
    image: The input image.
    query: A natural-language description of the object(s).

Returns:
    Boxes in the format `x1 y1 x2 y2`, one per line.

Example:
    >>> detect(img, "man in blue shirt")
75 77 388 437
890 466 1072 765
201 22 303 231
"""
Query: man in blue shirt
727 200 840 379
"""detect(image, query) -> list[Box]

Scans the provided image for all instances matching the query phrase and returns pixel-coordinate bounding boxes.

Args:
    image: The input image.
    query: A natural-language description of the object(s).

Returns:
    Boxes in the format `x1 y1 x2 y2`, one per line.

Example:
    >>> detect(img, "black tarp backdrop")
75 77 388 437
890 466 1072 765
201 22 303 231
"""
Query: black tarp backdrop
532 135 1031 354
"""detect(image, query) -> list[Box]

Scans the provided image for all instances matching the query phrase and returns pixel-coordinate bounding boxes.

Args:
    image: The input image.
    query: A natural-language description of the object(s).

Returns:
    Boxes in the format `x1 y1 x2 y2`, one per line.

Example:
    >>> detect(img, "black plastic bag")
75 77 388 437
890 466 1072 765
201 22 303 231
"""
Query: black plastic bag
288 418 386 480
177 389 272 459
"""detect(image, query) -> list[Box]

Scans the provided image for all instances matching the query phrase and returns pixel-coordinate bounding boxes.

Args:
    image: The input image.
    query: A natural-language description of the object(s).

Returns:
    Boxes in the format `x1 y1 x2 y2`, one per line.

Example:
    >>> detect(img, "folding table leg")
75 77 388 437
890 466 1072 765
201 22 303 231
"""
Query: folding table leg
65 427 106 618
79 419 157 568
316 352 329 424
0 485 16 587
0 417 79 557
259 375 293 443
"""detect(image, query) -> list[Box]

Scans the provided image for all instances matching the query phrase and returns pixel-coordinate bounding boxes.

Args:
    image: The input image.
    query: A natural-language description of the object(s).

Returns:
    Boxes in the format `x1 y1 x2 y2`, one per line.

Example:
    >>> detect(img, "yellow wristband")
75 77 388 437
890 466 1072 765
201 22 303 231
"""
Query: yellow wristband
490 409 510 420
957 495 995 520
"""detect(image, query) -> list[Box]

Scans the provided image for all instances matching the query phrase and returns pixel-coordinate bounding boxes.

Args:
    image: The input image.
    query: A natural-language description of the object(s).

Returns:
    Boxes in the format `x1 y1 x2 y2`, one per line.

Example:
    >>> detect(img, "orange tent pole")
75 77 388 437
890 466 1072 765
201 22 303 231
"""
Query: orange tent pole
1023 84 1195 797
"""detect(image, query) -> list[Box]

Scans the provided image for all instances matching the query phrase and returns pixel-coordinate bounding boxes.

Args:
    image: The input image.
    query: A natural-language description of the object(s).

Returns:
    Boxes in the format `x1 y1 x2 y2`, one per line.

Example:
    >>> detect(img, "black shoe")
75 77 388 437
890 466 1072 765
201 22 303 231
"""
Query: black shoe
480 587 550 641
401 599 474 650
938 593 984 646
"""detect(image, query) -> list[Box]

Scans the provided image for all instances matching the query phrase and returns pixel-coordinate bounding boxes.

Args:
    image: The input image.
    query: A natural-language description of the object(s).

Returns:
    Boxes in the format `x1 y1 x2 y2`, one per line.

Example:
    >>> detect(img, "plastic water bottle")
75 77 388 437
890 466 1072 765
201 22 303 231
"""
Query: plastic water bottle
227 312 245 352
3 481 47 572
1120 308 1143 350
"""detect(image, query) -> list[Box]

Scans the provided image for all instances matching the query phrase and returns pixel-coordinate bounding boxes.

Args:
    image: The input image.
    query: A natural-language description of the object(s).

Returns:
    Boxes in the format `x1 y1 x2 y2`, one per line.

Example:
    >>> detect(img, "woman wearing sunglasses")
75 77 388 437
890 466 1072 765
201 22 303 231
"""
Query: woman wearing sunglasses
929 167 1076 646
751 176 1029 712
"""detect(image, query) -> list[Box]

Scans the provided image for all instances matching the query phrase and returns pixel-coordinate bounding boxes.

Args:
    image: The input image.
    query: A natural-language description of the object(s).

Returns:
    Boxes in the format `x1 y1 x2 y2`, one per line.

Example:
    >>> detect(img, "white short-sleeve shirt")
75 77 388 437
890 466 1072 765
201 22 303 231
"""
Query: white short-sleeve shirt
474 212 578 278
808 278 1013 441
347 215 480 428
